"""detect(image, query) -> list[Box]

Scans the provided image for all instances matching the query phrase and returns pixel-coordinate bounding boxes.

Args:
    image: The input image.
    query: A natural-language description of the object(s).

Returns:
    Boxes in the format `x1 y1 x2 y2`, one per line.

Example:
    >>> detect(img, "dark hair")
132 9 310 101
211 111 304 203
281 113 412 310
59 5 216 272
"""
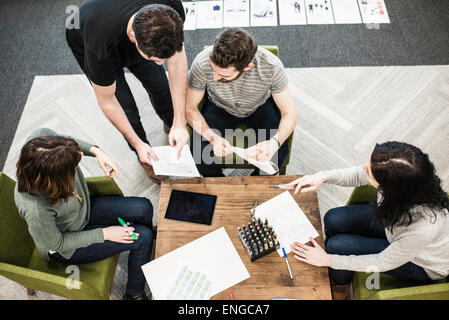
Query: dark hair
210 28 258 72
370 141 449 232
16 136 82 204
132 4 184 59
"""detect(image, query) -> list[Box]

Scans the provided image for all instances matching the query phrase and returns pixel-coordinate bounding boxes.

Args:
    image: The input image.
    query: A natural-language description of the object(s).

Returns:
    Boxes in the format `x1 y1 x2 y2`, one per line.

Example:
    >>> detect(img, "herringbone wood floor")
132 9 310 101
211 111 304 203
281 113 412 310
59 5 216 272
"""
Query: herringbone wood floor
1 65 448 299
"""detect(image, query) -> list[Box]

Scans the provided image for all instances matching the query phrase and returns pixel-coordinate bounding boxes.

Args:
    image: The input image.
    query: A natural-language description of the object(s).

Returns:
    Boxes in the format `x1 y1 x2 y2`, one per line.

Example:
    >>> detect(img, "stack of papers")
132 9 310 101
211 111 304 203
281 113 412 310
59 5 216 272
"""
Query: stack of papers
141 227 250 300
151 145 200 177
254 191 319 256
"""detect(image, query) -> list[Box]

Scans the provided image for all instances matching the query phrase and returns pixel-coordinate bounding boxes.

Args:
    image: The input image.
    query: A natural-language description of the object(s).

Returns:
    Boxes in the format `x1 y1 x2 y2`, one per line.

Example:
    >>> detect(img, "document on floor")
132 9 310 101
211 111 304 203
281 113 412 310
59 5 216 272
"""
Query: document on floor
223 0 250 27
141 227 250 300
230 146 279 175
196 0 224 29
182 2 198 30
250 0 278 27
357 0 390 24
278 0 307 25
254 191 319 256
331 0 362 24
305 0 335 24
151 145 200 177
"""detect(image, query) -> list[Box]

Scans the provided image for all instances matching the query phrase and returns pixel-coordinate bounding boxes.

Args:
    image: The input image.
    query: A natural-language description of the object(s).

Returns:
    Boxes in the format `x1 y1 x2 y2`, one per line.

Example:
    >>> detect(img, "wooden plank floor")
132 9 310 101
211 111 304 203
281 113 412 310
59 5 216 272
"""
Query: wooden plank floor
2 65 449 299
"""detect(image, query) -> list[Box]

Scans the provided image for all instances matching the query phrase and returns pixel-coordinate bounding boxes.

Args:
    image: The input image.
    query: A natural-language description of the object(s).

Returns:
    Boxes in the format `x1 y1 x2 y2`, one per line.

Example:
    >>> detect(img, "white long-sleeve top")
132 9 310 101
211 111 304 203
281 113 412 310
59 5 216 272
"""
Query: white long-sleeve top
323 166 449 280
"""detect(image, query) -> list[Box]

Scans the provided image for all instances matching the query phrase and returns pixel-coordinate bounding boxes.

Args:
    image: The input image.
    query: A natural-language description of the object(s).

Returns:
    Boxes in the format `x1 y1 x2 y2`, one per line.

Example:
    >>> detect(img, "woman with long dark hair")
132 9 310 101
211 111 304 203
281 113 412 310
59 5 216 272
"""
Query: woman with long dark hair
283 141 449 300
14 128 154 300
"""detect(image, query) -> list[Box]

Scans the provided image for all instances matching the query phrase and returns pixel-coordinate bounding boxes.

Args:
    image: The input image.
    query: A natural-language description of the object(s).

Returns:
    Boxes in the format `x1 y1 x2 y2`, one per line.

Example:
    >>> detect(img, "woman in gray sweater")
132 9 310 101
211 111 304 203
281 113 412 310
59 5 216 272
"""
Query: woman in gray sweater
284 141 449 300
14 128 154 300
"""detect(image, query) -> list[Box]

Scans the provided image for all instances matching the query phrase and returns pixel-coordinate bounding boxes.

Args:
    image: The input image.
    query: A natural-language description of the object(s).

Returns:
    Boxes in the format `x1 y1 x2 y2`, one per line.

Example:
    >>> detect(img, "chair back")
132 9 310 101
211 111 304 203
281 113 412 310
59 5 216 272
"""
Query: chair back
0 172 35 267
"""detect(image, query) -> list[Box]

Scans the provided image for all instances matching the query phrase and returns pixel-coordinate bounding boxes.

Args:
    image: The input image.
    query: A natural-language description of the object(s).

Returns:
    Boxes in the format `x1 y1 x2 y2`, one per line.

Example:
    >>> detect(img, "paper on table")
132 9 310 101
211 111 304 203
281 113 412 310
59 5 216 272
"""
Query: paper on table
250 0 278 27
357 0 390 24
182 2 198 30
254 191 319 256
230 146 279 175
151 145 200 177
278 0 307 25
305 0 335 24
331 0 362 24
141 227 250 300
196 0 224 29
223 0 250 27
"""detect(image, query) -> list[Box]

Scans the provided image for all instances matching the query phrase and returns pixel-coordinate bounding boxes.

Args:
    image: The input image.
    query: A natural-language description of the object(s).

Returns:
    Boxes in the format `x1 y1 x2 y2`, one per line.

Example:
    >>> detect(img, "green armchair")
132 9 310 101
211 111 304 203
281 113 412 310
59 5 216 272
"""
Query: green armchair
346 185 449 300
187 45 294 175
0 172 123 300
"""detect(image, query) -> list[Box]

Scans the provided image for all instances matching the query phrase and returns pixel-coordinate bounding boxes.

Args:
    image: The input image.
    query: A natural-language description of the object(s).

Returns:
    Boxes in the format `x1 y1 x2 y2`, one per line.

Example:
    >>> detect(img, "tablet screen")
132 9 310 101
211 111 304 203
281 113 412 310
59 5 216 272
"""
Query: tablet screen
164 190 217 225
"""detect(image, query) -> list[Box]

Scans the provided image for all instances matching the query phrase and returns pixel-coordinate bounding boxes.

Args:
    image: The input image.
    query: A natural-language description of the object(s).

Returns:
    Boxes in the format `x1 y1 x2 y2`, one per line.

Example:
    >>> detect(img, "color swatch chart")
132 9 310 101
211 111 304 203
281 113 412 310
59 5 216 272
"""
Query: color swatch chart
166 265 212 300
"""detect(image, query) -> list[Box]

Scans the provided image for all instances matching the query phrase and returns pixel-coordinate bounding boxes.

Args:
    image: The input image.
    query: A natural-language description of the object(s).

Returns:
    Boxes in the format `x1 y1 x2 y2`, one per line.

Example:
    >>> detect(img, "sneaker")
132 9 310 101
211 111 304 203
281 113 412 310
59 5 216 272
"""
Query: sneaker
140 162 166 184
122 291 150 300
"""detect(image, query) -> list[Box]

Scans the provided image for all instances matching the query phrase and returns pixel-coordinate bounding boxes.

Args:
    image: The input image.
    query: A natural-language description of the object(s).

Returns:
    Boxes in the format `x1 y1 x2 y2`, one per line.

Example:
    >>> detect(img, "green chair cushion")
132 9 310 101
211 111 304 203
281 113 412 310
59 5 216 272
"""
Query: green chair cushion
27 248 118 300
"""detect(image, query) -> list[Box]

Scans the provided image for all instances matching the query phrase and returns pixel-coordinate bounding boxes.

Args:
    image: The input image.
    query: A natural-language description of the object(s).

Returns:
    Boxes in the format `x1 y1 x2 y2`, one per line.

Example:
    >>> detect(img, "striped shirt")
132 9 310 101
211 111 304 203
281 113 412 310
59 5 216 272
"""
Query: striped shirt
188 47 288 118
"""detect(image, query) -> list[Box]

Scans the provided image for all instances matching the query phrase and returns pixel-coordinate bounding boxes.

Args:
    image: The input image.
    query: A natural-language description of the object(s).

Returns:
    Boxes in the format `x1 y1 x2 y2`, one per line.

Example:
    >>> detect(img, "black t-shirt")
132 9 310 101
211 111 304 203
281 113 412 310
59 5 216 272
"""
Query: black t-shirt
66 0 185 86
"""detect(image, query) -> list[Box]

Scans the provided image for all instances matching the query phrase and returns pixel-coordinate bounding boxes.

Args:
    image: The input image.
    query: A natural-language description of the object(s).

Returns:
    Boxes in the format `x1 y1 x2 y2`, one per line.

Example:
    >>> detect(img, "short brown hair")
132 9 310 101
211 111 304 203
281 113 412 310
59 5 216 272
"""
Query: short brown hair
16 136 82 204
210 28 258 72
132 4 184 59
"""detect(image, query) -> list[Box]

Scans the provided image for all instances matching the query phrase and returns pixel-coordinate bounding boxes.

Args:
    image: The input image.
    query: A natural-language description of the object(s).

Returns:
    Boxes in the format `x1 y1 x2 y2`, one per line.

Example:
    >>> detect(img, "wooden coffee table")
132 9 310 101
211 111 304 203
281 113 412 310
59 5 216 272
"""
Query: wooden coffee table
155 176 331 300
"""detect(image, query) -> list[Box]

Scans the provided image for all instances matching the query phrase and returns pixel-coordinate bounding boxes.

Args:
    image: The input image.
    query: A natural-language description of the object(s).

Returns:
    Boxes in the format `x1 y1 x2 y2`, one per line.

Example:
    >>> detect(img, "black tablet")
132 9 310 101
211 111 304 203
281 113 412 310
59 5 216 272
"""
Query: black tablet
164 190 217 225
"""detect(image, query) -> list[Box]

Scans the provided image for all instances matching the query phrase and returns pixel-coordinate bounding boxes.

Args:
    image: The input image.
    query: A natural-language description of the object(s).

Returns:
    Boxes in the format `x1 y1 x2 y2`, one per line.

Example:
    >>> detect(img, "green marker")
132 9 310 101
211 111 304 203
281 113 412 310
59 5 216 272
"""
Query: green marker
117 217 138 240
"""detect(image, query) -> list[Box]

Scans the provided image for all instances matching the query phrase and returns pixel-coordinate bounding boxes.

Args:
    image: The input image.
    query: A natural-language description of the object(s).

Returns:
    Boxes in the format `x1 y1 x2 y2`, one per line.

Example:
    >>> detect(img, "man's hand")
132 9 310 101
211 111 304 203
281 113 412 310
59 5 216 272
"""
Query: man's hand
211 135 233 157
90 146 119 178
135 141 159 165
168 122 190 159
247 138 279 162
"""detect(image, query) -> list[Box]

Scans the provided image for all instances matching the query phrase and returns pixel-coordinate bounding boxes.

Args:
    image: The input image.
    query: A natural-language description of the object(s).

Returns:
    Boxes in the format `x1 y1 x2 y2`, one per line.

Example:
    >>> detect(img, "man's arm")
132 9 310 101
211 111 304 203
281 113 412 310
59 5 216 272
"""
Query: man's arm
91 81 158 164
185 87 233 156
272 86 297 144
166 44 190 157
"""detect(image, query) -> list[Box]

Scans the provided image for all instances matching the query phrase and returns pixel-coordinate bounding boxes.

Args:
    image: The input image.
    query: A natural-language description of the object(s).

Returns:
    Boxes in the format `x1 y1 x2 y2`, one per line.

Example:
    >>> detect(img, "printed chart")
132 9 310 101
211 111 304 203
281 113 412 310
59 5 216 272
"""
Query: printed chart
182 0 390 29
166 266 212 300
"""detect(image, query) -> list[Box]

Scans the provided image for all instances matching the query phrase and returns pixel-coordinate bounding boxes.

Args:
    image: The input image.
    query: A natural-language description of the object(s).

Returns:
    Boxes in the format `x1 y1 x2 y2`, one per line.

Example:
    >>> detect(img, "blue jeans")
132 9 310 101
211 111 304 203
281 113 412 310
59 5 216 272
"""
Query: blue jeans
49 195 154 295
191 96 290 177
324 204 433 286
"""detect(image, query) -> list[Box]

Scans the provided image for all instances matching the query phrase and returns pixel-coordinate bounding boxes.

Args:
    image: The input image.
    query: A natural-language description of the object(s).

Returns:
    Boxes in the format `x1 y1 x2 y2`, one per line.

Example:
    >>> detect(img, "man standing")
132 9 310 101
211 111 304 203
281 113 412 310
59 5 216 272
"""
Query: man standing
66 0 189 183
186 28 297 177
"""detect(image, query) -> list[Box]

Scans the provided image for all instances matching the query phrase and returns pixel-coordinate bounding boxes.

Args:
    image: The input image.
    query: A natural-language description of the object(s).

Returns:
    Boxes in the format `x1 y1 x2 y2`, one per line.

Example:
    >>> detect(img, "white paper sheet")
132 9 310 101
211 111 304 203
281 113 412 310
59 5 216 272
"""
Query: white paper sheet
254 191 319 256
230 146 279 175
305 0 335 24
196 0 224 29
278 0 308 25
250 0 278 27
141 227 250 300
151 145 200 177
182 2 198 30
358 0 390 24
331 0 362 24
223 0 250 27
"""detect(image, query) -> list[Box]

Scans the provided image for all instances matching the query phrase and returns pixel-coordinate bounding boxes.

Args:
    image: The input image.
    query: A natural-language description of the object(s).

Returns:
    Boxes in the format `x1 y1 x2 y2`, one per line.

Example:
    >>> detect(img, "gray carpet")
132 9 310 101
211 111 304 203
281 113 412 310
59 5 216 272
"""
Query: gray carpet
1 0 449 169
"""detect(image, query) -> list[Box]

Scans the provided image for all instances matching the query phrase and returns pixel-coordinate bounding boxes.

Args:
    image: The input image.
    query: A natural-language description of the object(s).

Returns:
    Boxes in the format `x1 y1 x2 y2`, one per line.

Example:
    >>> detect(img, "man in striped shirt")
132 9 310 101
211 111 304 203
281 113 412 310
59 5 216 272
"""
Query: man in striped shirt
186 28 297 177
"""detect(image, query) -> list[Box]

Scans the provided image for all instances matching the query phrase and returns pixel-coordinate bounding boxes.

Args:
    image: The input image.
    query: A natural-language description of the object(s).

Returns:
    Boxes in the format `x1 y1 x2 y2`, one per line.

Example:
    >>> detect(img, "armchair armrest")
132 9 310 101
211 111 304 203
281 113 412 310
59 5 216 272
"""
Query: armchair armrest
85 176 123 197
346 185 378 206
370 282 449 300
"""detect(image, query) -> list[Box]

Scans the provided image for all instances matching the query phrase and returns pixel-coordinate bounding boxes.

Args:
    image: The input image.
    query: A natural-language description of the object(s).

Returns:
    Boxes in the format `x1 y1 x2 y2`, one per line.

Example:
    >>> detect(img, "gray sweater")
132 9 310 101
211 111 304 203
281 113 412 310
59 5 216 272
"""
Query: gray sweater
323 166 449 280
14 128 104 260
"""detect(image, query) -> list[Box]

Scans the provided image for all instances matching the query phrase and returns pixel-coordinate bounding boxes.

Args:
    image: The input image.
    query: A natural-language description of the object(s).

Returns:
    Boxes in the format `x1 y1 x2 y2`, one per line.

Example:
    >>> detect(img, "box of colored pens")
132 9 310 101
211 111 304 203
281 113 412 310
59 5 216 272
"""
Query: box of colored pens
237 217 280 262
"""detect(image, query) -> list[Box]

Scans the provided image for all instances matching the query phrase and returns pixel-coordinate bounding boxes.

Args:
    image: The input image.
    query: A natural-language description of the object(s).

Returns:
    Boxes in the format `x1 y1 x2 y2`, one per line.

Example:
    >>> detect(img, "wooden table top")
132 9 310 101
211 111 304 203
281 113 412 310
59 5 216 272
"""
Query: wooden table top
155 175 331 300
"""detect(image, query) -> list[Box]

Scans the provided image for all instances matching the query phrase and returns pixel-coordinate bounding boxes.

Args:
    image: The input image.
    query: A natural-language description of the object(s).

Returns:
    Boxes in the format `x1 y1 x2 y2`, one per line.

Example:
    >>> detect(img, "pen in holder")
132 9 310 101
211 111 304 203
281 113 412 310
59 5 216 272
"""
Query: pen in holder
237 217 280 262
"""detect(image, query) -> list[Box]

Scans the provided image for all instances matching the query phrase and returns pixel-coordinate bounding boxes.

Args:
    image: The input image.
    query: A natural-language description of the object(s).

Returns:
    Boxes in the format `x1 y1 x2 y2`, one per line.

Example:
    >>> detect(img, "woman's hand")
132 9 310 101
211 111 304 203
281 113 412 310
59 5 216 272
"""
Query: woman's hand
290 237 331 267
102 226 139 244
90 146 119 178
280 172 328 194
